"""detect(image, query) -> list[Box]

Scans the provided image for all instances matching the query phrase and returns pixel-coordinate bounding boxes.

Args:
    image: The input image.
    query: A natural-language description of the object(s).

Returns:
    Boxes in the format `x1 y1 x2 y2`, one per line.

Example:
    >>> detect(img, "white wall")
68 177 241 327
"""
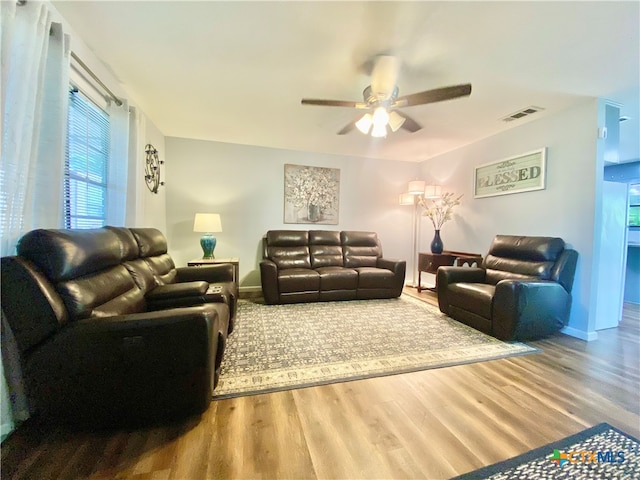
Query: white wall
417 99 600 340
128 114 168 230
164 138 419 288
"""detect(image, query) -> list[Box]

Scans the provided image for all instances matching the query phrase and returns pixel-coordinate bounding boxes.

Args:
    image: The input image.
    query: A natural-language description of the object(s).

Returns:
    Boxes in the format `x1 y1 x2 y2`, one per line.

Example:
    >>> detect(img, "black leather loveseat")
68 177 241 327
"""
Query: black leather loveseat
260 230 406 304
436 235 578 340
1 227 237 425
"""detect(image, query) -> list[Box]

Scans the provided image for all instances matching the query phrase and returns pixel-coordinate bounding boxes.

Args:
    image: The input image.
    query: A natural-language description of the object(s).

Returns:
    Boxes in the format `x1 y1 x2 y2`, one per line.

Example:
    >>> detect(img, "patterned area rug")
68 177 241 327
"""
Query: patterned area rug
214 294 538 399
452 423 640 479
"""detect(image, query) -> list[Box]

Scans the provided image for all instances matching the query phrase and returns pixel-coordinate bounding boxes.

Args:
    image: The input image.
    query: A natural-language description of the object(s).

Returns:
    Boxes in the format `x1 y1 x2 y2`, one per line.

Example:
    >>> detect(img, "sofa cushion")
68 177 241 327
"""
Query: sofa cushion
355 267 396 289
315 266 358 290
105 226 140 261
57 265 146 320
123 258 158 293
17 228 123 281
269 246 311 270
484 236 565 285
447 282 495 320
130 228 168 258
144 254 178 285
278 268 320 293
310 245 344 268
341 231 382 268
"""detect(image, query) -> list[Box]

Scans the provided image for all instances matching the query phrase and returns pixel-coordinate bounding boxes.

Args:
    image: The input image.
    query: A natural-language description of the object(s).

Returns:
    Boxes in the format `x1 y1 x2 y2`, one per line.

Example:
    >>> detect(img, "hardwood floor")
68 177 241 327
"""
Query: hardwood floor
2 291 639 480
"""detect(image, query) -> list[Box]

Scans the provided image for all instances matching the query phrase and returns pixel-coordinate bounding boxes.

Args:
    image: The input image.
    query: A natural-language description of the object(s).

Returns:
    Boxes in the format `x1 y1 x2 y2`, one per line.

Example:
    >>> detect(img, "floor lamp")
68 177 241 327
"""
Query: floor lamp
400 180 426 287
401 181 441 288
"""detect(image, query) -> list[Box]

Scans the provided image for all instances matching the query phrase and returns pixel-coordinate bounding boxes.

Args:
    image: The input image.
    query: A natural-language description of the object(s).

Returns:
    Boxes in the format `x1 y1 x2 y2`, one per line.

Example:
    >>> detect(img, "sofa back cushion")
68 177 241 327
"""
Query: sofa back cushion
484 235 565 285
309 230 343 268
264 230 311 270
144 254 178 285
17 228 124 281
341 231 381 268
123 258 158 293
105 226 140 261
130 228 178 284
16 228 145 320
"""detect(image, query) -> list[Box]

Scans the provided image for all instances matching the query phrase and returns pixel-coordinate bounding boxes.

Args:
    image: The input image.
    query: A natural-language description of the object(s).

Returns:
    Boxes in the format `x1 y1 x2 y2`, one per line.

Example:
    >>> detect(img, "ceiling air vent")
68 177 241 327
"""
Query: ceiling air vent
501 106 545 122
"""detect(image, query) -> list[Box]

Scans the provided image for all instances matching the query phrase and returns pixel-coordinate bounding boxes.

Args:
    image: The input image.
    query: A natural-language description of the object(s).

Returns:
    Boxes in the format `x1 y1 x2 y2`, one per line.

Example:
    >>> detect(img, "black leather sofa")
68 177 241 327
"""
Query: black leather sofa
436 235 578 340
260 230 406 304
1 227 238 425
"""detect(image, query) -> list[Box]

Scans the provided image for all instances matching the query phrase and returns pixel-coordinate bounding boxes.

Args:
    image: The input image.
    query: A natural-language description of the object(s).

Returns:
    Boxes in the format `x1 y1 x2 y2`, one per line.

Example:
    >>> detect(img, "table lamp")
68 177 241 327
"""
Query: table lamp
193 213 222 259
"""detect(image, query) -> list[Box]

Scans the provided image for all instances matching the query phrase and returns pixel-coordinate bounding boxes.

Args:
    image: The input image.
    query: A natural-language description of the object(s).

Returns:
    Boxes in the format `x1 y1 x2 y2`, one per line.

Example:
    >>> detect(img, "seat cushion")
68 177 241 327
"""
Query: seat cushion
355 267 396 289
278 268 320 293
447 282 495 320
315 266 358 290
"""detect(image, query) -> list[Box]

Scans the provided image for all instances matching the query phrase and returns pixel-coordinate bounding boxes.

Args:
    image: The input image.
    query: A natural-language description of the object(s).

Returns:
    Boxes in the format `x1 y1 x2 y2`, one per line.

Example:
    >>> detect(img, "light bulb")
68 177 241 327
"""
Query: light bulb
371 123 387 138
372 107 390 127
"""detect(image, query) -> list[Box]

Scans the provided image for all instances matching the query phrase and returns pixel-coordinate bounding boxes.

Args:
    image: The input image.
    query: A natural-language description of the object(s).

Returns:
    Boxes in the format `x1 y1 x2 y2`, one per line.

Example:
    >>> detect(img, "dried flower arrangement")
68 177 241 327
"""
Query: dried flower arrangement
418 192 463 230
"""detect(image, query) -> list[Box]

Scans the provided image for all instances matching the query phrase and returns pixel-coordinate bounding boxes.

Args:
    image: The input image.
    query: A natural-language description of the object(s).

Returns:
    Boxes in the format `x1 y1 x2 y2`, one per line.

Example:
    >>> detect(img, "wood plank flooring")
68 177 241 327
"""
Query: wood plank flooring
2 290 639 479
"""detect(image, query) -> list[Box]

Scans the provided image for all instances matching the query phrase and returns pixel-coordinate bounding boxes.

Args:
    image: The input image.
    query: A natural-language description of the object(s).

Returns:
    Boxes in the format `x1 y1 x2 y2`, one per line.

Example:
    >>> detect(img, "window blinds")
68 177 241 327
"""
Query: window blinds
64 89 110 229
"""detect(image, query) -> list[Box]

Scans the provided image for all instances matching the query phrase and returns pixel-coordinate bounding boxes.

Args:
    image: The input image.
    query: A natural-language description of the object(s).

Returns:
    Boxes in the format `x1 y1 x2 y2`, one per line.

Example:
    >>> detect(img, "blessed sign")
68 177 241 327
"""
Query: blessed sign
474 148 546 198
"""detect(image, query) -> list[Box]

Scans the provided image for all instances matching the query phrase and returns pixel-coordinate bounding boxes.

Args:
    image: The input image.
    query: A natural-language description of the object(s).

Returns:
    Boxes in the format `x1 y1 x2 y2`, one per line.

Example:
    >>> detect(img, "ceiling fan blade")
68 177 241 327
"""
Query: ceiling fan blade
371 55 400 98
337 121 357 135
393 83 472 108
395 111 422 132
301 99 368 109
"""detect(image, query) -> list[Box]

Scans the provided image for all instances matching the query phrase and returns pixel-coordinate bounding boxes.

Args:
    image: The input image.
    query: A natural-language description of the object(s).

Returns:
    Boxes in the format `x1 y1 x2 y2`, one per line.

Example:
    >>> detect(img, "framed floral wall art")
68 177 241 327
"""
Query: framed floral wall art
284 164 340 224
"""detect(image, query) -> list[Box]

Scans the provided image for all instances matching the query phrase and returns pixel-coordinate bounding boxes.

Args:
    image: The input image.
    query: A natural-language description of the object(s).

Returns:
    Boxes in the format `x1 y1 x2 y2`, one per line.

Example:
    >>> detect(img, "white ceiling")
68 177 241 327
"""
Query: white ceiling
52 1 640 163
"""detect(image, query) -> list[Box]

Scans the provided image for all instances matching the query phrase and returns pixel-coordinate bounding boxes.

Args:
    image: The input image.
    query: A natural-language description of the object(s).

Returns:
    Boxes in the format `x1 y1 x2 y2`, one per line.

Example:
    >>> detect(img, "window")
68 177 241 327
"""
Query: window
64 88 110 229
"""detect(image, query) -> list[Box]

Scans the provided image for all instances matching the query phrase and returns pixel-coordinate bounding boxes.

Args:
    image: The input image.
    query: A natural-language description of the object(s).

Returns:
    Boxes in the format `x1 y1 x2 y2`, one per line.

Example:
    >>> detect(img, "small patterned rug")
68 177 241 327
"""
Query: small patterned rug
213 294 538 399
452 423 640 479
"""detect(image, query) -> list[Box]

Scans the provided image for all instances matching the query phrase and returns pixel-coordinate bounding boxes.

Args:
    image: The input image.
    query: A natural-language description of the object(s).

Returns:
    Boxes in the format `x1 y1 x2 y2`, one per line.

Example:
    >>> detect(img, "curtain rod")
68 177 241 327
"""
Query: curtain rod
71 51 123 107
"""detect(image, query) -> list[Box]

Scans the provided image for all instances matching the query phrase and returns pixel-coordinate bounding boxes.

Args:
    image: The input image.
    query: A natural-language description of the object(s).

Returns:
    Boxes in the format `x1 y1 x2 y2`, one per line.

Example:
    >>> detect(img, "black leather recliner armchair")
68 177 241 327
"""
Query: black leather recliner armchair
436 235 578 340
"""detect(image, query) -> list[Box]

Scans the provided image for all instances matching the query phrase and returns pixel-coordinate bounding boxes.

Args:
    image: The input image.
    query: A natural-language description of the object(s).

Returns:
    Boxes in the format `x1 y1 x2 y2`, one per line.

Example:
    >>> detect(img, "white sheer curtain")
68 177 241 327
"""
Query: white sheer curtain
125 106 146 226
1 1 70 255
106 99 130 226
0 1 70 436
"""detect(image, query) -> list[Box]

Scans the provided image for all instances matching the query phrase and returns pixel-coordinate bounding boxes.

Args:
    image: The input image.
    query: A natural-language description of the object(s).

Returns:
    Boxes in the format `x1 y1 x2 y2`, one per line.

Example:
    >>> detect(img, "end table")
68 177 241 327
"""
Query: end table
417 251 482 292
187 257 239 283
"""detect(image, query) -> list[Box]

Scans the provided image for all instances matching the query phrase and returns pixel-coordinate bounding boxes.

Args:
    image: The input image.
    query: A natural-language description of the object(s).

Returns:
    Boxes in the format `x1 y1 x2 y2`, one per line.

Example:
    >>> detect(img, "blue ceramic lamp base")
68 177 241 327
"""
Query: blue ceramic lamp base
200 234 217 259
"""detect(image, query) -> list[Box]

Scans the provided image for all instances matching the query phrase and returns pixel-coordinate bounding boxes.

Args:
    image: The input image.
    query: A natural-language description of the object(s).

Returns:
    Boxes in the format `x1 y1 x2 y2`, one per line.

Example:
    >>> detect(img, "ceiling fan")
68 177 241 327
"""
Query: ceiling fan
301 55 472 137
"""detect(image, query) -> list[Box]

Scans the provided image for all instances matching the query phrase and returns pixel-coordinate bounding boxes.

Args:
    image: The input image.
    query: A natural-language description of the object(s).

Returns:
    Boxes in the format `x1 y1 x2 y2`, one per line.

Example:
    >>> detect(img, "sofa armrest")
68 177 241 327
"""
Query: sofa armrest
492 280 572 340
437 266 486 286
176 264 234 284
376 257 405 274
436 266 487 315
260 259 279 304
146 281 209 301
24 304 227 423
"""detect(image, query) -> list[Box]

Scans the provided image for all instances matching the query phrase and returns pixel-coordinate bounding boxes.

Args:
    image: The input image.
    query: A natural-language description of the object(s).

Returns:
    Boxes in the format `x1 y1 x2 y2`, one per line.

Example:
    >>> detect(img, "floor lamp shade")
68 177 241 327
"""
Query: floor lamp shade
193 213 222 259
408 180 426 195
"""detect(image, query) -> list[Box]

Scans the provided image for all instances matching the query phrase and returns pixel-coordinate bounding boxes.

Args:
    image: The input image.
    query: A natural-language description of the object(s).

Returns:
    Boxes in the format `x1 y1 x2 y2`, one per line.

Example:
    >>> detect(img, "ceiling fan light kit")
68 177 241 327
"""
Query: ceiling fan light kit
301 55 472 138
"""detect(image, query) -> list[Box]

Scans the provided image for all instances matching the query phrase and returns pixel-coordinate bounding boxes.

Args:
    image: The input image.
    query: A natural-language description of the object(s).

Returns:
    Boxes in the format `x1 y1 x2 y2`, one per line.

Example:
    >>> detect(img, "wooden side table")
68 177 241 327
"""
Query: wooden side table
187 257 239 283
417 251 482 292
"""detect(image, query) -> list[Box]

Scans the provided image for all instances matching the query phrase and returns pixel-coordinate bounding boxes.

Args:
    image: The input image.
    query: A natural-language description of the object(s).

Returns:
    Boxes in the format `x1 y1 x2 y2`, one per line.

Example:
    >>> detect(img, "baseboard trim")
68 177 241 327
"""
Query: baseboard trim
239 286 263 299
1 421 15 442
561 325 598 342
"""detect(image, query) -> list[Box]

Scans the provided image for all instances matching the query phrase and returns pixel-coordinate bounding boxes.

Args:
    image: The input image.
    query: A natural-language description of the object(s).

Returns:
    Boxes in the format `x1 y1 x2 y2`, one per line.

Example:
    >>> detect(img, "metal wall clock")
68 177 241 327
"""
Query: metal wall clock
144 144 164 193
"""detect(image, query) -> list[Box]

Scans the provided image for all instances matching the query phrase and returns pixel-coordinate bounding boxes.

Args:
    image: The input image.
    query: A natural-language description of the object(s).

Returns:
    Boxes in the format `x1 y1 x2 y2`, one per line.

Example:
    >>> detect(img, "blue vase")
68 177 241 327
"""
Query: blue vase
430 230 443 254
200 234 217 259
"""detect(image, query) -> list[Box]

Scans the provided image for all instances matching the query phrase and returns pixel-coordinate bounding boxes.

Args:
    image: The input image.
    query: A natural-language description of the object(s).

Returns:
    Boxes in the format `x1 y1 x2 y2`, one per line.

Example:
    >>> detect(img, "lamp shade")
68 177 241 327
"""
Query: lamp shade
424 185 442 198
355 113 373 134
193 213 222 233
388 111 406 132
399 193 415 205
408 180 426 195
